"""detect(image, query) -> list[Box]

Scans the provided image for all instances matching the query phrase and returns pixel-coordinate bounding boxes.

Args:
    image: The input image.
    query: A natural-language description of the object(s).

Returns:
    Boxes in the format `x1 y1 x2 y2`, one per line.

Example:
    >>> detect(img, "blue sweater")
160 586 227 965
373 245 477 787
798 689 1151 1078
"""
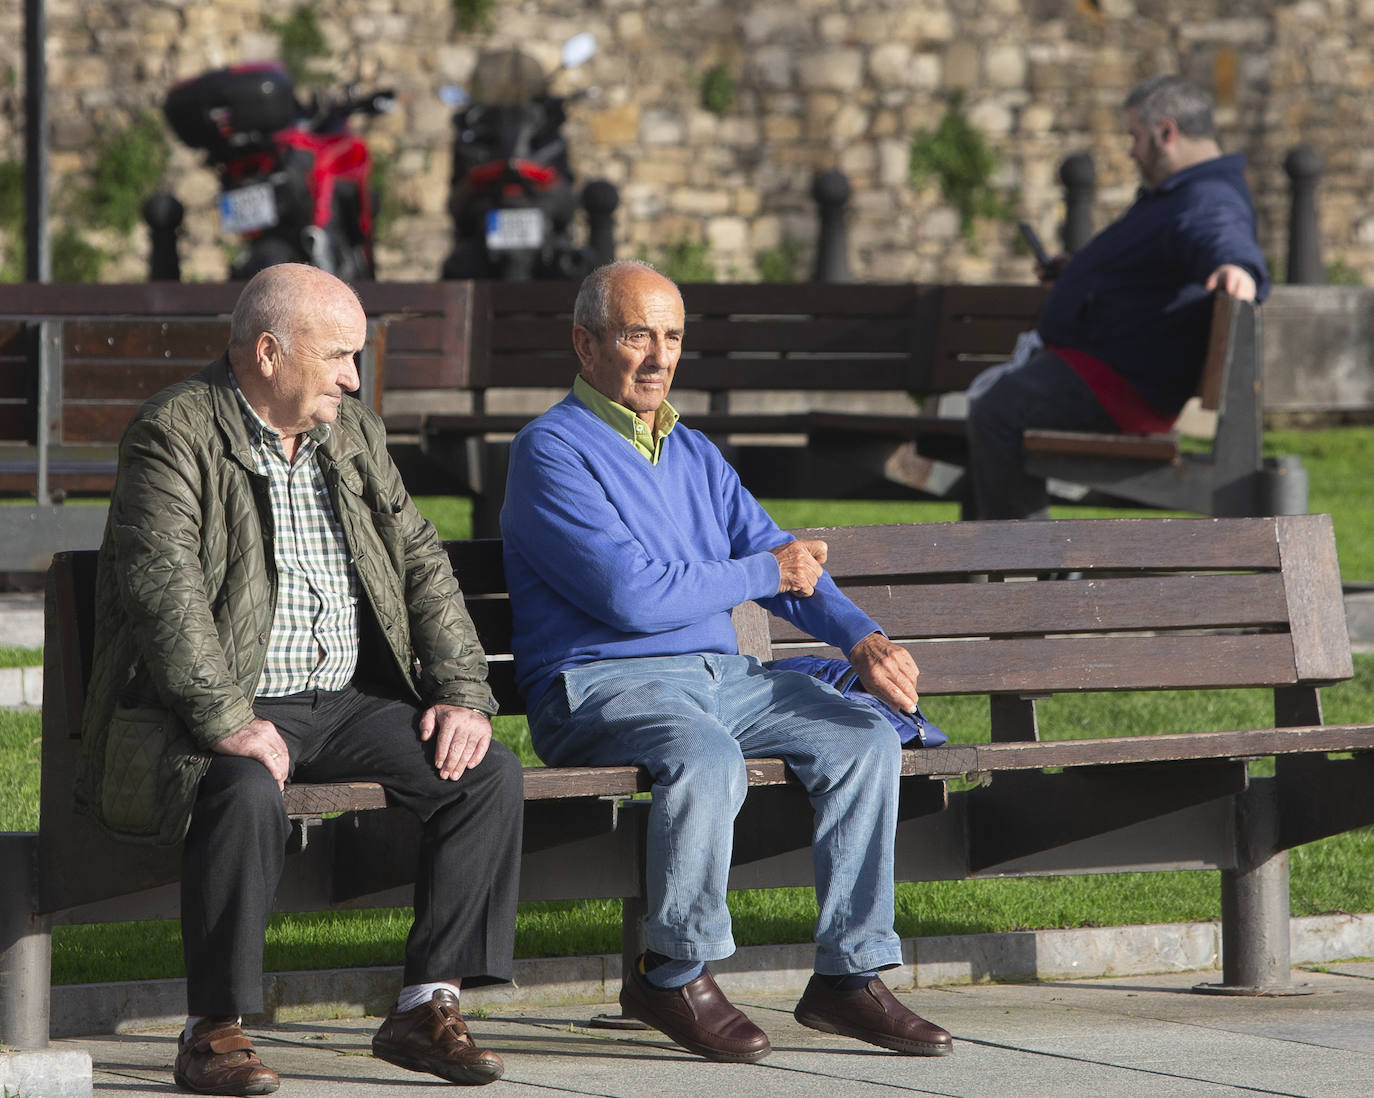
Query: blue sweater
1037 153 1271 418
500 392 883 710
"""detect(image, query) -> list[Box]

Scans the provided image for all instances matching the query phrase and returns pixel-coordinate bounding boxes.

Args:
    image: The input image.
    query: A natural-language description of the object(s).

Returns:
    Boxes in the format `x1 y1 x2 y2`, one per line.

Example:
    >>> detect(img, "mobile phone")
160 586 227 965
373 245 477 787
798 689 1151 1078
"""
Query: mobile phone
1018 221 1052 268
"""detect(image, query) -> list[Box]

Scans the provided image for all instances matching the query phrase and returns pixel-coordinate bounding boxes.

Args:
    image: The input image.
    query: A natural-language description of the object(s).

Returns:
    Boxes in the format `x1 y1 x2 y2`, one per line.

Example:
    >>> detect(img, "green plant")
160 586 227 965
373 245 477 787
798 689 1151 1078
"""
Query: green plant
368 149 402 242
451 0 499 35
651 237 716 283
700 64 736 116
51 226 108 282
909 92 1014 241
1326 257 1365 286
265 5 331 86
77 109 170 235
756 238 805 283
0 158 23 281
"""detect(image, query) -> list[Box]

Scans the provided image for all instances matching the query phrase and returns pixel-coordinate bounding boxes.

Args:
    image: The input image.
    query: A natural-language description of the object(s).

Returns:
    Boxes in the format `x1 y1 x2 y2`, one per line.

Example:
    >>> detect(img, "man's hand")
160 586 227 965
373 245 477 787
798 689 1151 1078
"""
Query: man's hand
1204 264 1258 302
849 632 920 713
1036 253 1070 283
770 539 827 597
421 703 493 780
213 717 290 790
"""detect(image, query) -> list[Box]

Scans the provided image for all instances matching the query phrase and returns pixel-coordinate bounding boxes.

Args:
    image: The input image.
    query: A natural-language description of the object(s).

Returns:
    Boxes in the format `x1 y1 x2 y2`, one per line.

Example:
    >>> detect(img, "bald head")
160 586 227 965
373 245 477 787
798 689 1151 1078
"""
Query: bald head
229 264 362 357
572 261 685 428
227 264 367 454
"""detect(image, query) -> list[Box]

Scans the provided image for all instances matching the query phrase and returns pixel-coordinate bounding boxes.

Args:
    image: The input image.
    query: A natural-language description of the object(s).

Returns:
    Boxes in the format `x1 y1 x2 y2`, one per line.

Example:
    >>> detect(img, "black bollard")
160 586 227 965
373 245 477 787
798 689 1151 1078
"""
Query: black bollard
143 191 184 281
1059 153 1095 253
581 180 620 269
1284 145 1325 285
812 170 852 283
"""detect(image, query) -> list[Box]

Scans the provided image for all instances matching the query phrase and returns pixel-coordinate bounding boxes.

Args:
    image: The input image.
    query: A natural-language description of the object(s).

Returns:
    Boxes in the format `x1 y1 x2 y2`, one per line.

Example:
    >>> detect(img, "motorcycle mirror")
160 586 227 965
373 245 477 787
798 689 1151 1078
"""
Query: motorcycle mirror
440 84 470 108
561 32 597 70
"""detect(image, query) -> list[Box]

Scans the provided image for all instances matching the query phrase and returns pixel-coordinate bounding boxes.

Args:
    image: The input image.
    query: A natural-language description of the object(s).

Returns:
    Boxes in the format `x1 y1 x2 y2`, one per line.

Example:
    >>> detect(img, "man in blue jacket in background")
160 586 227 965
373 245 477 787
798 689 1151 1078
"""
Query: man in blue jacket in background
501 260 953 1065
965 74 1271 519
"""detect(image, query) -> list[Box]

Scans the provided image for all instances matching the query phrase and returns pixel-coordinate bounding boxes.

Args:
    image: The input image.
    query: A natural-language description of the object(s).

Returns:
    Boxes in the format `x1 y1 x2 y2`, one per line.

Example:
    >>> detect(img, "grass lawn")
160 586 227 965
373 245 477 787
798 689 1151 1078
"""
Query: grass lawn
4 424 1372 984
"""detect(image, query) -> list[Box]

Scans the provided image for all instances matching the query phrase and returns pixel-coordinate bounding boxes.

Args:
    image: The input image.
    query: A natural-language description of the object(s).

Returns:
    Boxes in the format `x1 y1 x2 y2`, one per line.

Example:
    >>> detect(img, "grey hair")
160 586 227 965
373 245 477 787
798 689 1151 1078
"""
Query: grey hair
1123 75 1217 140
572 259 680 334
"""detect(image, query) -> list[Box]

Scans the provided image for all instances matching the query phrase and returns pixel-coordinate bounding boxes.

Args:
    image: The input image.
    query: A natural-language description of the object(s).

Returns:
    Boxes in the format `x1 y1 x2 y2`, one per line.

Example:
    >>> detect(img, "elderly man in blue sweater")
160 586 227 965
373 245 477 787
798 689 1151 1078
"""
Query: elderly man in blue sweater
966 74 1271 519
501 260 952 1063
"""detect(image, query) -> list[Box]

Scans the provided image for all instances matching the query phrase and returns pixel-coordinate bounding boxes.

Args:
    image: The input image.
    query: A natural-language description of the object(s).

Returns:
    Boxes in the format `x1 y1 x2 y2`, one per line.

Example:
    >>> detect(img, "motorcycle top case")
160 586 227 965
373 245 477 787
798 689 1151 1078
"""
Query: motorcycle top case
165 63 298 152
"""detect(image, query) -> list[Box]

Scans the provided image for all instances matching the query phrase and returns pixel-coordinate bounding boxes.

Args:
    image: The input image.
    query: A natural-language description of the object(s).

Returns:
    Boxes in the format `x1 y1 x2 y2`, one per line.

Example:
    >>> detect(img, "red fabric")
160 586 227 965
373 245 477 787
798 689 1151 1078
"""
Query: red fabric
1047 344 1176 434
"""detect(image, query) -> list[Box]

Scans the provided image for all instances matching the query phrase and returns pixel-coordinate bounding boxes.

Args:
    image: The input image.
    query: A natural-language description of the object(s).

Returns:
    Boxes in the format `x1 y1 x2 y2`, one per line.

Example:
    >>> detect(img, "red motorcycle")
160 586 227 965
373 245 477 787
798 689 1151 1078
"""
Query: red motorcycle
164 63 394 280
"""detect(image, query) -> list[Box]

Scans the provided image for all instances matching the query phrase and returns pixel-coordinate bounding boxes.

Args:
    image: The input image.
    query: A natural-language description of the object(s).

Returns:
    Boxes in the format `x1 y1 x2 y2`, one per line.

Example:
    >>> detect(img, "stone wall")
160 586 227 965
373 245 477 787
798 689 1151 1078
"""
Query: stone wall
3 0 1373 284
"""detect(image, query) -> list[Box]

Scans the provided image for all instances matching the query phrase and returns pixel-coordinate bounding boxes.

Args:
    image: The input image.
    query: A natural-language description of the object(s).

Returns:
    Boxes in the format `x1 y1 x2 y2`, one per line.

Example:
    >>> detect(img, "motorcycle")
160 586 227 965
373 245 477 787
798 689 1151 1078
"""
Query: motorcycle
163 63 395 280
440 32 615 281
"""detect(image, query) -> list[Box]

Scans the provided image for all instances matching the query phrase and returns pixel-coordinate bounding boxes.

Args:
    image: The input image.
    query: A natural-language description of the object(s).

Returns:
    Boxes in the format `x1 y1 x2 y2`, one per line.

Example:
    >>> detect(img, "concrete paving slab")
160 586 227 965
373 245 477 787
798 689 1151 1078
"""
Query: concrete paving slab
57 967 1374 1098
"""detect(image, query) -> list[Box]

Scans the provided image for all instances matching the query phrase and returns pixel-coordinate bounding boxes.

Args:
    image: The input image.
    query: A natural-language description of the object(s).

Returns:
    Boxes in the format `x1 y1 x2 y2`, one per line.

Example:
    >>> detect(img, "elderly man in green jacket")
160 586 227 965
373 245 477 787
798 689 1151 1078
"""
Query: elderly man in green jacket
76 264 520 1095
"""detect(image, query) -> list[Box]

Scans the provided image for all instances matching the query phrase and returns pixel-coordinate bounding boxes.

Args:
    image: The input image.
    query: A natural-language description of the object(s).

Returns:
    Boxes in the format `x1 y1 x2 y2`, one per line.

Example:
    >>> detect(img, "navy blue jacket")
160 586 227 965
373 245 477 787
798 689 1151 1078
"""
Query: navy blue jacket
1037 153 1270 418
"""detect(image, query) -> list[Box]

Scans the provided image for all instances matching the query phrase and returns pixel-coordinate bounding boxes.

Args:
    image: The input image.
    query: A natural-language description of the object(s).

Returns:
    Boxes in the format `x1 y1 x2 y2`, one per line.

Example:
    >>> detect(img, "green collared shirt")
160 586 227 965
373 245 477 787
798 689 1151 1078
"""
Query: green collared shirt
574 374 679 464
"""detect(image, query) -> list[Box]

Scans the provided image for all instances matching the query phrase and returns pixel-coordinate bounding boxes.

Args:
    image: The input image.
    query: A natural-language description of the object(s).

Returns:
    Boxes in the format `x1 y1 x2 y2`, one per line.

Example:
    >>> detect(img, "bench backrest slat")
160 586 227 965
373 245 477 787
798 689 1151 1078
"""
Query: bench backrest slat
771 572 1290 642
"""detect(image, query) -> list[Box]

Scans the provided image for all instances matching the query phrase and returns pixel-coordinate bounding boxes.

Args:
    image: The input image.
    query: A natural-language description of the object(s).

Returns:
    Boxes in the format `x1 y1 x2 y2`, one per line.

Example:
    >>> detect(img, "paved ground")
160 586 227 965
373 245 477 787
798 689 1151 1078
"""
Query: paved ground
47 963 1374 1098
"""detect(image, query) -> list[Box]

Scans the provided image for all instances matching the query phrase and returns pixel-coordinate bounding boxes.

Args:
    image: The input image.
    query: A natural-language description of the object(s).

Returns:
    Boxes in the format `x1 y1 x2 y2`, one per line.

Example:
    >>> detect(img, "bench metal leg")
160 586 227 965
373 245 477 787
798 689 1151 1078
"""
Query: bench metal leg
1196 782 1310 996
0 832 52 1049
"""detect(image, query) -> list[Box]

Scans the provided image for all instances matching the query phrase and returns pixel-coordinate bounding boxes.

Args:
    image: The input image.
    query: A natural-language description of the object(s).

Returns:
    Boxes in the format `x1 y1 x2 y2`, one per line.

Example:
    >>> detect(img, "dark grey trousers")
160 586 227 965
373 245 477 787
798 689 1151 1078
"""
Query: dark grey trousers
964 346 1119 519
180 682 523 1016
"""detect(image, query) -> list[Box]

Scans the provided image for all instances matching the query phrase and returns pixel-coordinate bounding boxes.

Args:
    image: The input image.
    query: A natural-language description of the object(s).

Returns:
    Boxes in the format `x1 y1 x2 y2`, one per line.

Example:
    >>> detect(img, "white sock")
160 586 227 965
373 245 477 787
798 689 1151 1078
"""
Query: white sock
183 1015 241 1041
395 981 460 1013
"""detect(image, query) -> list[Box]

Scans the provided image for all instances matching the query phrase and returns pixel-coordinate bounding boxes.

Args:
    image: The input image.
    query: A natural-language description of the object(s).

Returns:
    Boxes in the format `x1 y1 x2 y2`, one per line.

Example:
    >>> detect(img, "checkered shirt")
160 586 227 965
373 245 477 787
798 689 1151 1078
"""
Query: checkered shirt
231 376 360 696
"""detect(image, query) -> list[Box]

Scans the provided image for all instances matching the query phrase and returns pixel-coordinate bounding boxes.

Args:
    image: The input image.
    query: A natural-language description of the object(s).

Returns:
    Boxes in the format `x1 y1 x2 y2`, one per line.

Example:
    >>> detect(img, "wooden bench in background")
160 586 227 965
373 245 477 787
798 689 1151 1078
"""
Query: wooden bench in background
1 280 1294 561
3 513 1371 1047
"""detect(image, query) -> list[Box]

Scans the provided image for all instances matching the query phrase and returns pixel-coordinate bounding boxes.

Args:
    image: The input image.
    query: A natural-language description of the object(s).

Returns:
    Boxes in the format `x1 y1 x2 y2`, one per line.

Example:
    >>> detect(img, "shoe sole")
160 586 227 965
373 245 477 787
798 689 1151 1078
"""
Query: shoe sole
372 1042 504 1085
620 989 772 1064
794 1006 953 1057
173 1069 280 1095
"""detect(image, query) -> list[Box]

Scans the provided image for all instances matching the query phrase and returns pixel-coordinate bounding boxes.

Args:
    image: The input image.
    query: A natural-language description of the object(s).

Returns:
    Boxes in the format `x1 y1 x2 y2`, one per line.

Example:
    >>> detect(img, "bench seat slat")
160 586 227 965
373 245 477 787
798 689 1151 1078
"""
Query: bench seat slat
1024 428 1181 464
966 725 1374 771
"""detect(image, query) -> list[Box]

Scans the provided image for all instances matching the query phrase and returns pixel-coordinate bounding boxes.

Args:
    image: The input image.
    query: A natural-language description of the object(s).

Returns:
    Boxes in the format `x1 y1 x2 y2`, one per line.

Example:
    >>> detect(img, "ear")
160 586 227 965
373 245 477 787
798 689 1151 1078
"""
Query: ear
572 325 598 370
254 331 281 377
1157 117 1178 145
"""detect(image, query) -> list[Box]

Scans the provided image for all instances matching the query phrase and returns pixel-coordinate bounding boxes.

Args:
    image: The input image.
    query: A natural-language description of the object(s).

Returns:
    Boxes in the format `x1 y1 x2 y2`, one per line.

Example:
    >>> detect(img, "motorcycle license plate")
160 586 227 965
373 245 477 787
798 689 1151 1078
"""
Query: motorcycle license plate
219 184 279 235
486 208 544 251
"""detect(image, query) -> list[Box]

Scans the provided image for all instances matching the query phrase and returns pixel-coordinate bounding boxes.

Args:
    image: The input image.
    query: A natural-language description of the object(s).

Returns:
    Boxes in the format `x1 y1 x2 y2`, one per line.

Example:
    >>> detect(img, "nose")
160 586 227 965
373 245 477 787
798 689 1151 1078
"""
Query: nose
342 353 362 392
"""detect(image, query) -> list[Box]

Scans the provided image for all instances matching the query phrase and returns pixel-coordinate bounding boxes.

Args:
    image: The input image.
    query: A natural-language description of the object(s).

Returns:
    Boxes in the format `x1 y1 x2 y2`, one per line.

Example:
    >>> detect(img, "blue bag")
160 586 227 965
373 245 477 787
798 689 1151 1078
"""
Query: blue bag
765 655 948 747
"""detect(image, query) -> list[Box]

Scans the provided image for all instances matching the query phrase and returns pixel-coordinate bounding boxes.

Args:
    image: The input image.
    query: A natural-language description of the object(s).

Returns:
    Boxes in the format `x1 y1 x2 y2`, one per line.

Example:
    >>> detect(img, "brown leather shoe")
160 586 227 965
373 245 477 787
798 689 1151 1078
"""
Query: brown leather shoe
173 1017 280 1095
794 973 953 1056
372 988 504 1085
619 957 771 1063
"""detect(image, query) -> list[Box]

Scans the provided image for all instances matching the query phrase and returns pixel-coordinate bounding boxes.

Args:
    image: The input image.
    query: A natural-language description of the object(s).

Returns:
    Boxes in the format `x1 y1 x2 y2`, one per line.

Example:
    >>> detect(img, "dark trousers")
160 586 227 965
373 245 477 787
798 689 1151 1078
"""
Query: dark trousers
965 346 1119 519
180 683 523 1016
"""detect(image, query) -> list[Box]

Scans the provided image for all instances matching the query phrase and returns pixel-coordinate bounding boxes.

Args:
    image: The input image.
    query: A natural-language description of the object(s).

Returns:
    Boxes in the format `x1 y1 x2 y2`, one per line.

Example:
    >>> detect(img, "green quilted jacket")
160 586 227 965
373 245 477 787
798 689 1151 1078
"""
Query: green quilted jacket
75 355 496 846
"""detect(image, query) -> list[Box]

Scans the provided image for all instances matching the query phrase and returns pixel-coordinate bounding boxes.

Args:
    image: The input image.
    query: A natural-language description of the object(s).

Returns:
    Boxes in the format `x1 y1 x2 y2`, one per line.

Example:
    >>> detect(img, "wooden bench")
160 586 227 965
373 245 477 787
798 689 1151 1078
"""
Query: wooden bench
814 286 1291 518
384 281 1290 531
388 280 935 533
3 513 1372 1048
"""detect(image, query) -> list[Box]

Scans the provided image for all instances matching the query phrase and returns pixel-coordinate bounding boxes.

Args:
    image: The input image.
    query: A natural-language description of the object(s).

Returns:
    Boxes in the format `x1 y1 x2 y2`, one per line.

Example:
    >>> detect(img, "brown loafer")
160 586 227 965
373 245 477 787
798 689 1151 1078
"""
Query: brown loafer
173 1017 280 1095
372 988 504 1085
794 973 953 1056
619 957 771 1063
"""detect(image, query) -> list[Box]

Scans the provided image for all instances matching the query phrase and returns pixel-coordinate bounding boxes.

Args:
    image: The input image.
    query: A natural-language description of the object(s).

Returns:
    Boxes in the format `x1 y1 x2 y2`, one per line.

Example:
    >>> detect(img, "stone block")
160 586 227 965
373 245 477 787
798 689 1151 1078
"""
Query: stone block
0 1050 93 1098
588 104 641 146
1262 286 1374 412
798 50 865 93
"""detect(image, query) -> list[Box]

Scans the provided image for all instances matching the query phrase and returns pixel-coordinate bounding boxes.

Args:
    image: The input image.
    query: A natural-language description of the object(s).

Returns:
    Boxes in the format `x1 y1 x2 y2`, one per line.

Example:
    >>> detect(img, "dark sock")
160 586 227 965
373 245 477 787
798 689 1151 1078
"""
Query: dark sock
817 971 877 991
642 951 705 989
